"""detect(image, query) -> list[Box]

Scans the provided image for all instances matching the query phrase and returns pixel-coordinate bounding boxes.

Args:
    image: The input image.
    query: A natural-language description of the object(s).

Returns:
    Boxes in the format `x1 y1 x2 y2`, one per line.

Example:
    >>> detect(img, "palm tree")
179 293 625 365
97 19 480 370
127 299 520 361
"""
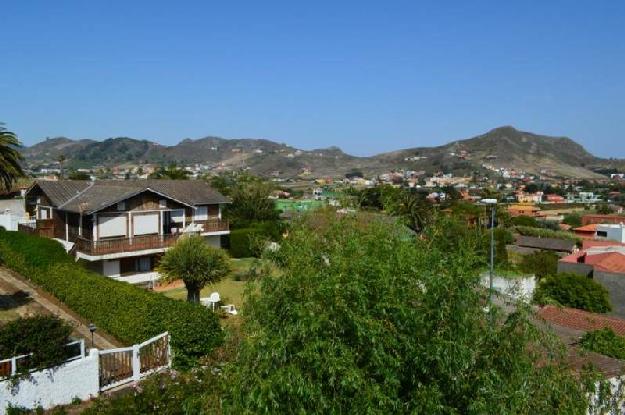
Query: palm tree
58 155 66 179
157 235 231 303
0 124 25 192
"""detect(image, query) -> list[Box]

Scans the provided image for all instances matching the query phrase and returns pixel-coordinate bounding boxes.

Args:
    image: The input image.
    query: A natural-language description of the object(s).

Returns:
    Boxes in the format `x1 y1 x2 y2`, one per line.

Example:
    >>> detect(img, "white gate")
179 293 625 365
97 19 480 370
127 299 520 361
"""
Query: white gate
99 332 171 391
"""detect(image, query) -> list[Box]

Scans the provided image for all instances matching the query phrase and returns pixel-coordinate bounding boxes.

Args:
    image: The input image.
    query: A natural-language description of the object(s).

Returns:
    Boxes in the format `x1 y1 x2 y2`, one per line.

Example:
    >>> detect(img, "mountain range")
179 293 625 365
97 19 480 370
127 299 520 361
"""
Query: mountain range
22 126 624 179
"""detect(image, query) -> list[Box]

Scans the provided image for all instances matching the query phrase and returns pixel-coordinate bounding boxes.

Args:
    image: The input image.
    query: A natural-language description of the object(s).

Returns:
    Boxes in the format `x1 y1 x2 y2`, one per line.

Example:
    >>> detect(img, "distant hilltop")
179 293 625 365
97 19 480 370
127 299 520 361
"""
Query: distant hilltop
22 126 625 179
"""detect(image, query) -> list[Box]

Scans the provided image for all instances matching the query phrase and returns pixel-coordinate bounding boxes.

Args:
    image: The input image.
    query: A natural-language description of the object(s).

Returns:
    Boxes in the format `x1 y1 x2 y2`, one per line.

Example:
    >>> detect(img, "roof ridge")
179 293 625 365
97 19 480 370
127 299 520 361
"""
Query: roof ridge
57 181 95 210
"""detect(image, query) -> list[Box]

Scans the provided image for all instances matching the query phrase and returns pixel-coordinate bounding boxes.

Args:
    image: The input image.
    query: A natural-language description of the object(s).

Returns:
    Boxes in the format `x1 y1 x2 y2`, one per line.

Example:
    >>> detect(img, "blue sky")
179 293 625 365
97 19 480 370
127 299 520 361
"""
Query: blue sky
2 1 624 157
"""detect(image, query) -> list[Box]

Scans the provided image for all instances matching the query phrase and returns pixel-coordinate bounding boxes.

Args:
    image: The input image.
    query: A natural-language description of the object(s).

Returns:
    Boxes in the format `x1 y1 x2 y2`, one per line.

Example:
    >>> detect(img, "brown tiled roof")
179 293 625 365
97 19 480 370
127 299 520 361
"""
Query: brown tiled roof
32 180 91 206
538 305 625 336
31 180 230 214
566 347 625 378
514 235 576 252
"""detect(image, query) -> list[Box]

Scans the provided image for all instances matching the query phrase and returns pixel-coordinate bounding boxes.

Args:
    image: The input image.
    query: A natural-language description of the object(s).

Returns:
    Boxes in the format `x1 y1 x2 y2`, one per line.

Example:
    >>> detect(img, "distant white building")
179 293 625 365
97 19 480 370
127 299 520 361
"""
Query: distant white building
597 224 625 244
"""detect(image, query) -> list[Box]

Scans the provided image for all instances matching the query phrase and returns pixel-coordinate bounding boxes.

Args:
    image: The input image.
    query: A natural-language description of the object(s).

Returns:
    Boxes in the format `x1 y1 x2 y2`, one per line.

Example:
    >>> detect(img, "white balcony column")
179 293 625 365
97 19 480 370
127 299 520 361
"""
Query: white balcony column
128 212 133 244
218 205 222 220
65 212 69 241
78 213 83 237
93 213 98 242
159 210 164 236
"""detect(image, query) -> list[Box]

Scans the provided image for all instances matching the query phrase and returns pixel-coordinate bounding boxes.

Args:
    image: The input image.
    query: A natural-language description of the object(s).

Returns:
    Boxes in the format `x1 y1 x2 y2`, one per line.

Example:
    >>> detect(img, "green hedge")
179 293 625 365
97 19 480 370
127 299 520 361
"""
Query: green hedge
229 221 283 258
0 230 222 368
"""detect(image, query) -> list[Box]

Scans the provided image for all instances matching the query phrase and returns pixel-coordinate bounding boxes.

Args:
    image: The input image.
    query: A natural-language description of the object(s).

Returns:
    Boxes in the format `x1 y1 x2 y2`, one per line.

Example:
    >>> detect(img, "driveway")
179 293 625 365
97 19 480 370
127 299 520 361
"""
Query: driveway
0 267 120 349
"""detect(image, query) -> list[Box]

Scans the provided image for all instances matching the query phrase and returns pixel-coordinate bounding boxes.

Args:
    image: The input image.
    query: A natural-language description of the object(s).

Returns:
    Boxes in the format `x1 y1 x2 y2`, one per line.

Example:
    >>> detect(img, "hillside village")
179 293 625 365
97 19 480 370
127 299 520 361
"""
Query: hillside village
3 1 625 411
3 126 625 412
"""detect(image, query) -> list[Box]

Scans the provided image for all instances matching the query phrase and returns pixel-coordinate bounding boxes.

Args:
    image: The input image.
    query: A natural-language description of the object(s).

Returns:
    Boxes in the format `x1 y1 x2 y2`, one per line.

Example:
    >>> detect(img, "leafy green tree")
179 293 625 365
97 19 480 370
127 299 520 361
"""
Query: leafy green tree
382 188 433 231
57 154 66 179
511 215 541 228
149 164 190 180
67 170 91 180
534 273 612 313
225 213 598 413
157 235 231 303
580 328 625 360
520 251 560 278
596 204 613 215
0 124 25 192
225 179 280 227
562 212 583 228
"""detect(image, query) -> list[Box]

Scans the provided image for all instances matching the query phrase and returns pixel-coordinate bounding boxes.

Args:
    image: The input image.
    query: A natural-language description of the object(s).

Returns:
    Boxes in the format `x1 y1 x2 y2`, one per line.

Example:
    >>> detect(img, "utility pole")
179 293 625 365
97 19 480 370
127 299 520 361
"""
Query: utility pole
481 198 497 319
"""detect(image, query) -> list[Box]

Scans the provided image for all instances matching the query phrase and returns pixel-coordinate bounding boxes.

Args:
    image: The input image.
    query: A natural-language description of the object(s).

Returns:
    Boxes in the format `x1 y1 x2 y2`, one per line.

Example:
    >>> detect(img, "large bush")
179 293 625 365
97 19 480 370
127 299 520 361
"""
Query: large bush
225 213 597 413
0 315 73 374
534 273 612 313
580 328 625 360
0 229 222 368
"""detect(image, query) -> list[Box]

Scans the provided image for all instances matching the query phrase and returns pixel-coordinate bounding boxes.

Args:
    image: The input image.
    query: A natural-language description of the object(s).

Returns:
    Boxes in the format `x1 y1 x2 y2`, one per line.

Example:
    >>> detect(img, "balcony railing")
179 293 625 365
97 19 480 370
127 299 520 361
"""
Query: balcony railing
75 234 179 256
75 219 229 256
194 218 229 233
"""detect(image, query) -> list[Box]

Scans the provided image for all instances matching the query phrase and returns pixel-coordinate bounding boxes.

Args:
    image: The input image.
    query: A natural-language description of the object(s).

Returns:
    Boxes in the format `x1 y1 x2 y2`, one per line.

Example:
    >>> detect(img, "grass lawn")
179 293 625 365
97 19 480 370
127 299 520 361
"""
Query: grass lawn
160 258 259 307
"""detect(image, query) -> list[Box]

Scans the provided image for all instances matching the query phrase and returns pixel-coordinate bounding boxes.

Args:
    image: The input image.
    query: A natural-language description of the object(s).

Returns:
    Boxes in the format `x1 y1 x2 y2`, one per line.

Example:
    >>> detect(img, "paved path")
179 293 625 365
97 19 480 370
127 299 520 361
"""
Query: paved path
0 266 120 349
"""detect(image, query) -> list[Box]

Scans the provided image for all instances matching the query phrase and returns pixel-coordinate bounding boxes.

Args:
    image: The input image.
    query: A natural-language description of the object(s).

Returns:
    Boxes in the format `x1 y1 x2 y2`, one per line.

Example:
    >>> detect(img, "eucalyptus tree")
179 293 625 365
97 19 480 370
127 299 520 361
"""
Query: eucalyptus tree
226 212 610 414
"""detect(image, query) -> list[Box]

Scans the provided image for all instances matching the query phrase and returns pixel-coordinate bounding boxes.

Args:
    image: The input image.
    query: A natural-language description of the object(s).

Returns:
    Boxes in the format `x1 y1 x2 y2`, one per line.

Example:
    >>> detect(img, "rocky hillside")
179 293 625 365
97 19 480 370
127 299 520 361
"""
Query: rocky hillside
21 127 624 178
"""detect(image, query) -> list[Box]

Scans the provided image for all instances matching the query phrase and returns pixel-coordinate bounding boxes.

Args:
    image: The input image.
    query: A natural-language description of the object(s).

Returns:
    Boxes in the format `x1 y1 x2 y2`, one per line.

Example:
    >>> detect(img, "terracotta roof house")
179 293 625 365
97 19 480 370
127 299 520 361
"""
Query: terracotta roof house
573 224 598 239
559 246 625 317
507 204 543 218
20 180 230 285
544 194 566 204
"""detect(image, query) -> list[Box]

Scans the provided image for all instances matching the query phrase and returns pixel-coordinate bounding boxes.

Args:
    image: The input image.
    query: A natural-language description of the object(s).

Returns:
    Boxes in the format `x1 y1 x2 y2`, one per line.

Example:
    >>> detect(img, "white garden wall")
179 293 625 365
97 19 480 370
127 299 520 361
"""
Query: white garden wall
0 349 99 414
480 273 536 301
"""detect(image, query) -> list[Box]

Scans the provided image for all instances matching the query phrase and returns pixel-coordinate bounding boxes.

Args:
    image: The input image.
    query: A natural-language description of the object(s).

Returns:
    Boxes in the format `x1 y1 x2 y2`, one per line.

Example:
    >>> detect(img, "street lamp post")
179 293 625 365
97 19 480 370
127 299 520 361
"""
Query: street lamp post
481 199 497 315
88 323 97 349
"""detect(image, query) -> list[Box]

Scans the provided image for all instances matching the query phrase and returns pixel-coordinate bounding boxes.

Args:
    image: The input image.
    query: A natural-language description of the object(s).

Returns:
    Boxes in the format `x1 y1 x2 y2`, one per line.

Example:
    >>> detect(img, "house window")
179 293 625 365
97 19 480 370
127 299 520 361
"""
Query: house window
136 257 151 272
116 201 126 211
597 231 608 238
159 199 167 209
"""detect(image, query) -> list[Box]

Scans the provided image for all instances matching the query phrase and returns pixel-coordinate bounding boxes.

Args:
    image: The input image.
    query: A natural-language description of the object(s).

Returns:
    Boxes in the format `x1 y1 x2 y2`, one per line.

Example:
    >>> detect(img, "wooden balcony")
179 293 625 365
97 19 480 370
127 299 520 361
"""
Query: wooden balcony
75 234 180 256
194 218 229 233
17 219 54 238
74 219 229 256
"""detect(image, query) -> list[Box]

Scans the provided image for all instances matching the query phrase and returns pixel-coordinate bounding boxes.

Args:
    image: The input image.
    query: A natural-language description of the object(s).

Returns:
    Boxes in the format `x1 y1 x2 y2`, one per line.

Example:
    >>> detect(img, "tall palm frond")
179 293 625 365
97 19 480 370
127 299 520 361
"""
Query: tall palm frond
0 124 25 191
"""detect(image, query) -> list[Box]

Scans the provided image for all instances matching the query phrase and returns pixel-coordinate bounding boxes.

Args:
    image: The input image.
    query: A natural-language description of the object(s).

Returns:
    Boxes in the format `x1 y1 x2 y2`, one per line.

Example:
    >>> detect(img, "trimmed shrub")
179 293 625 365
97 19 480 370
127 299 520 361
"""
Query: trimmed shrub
580 328 625 360
0 315 73 374
229 221 283 258
228 228 257 258
534 273 612 313
510 216 541 228
0 229 222 368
